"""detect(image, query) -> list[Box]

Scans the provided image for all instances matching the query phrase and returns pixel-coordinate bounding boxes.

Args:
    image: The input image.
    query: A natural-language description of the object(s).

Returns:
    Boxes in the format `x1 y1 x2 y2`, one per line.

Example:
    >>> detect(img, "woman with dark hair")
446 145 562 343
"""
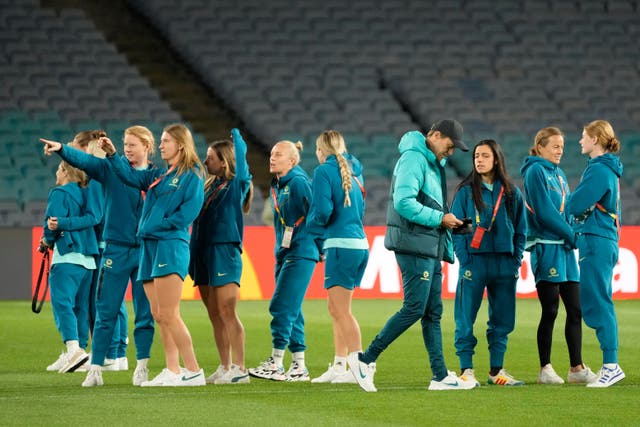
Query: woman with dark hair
189 128 254 385
451 139 527 387
521 127 597 385
567 120 625 388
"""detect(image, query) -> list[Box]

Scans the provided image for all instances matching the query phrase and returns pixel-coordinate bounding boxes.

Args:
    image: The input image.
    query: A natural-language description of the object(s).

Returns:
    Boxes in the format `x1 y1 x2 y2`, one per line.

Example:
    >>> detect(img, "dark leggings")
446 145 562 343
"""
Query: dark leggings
536 281 583 367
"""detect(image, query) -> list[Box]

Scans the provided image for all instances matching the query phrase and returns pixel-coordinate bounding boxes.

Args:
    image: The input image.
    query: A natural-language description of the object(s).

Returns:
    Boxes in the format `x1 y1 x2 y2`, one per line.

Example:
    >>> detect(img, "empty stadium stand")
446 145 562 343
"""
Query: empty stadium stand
1 0 639 226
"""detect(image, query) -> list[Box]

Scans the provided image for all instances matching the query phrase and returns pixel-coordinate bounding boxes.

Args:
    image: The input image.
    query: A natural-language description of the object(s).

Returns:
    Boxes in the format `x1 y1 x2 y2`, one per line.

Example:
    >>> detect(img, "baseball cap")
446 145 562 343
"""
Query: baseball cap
430 119 469 152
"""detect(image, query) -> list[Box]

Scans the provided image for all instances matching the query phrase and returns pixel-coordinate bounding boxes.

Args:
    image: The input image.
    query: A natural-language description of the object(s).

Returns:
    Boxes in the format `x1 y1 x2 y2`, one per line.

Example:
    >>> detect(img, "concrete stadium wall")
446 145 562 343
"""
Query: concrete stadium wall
0 228 33 299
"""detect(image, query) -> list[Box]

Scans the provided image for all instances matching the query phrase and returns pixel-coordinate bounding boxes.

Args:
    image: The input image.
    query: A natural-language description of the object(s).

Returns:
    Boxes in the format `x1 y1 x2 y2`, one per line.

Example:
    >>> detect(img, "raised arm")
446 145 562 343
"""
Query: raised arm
231 128 250 182
100 135 160 190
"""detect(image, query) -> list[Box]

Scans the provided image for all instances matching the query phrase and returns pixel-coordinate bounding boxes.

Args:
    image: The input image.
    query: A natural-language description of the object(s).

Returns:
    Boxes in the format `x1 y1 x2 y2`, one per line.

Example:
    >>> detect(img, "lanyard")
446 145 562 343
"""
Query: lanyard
525 174 566 215
353 176 366 199
200 180 228 216
475 186 504 231
147 164 177 192
271 186 305 227
557 174 566 213
595 178 621 233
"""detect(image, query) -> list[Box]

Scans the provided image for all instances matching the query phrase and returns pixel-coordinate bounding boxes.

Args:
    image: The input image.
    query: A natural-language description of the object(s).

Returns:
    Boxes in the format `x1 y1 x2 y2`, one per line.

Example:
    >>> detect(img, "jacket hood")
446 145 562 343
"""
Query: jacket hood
520 155 557 176
590 153 623 178
56 183 84 208
399 131 429 157
275 165 310 187
325 153 363 176
398 131 444 166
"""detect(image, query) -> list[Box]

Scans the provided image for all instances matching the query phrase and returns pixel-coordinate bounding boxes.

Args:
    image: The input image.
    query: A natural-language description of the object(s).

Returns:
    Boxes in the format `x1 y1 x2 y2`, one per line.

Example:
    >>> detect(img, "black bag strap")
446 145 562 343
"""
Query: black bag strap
32 250 51 314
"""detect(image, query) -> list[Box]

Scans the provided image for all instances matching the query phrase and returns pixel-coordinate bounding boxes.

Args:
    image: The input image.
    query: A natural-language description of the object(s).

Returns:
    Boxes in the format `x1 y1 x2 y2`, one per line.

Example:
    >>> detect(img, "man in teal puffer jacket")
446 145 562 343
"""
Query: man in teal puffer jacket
351 119 477 392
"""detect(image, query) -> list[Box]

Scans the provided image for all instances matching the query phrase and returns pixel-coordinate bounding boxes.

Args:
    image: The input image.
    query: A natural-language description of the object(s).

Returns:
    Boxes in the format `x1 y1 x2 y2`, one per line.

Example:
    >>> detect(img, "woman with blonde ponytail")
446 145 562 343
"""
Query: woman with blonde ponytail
307 130 370 388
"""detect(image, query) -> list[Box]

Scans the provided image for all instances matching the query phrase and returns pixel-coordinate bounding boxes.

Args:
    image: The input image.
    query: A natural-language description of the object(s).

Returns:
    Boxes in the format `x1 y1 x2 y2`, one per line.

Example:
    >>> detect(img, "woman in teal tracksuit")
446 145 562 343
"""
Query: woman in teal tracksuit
520 127 596 385
249 140 319 382
41 126 157 387
42 160 98 374
451 139 527 387
307 130 368 387
189 128 253 385
99 123 206 387
567 119 625 388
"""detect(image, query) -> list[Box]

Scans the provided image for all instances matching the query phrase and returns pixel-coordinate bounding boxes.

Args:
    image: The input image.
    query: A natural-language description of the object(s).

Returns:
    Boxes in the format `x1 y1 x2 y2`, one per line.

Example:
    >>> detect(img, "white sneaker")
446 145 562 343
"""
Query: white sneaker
133 366 149 386
332 370 357 384
248 357 286 381
429 371 476 390
538 364 564 384
59 349 90 373
103 358 120 371
567 365 598 384
75 358 90 372
311 364 339 383
47 352 69 372
488 369 525 386
206 365 227 384
214 364 250 384
586 365 625 388
117 357 129 371
285 360 310 382
161 368 206 387
82 369 104 387
347 352 377 392
460 368 481 387
141 368 180 387
311 363 354 383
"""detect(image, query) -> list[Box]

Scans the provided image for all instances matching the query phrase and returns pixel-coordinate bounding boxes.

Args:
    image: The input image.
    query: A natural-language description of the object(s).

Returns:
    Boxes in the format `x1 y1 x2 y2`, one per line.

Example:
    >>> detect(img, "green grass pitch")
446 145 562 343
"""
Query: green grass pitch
0 298 638 426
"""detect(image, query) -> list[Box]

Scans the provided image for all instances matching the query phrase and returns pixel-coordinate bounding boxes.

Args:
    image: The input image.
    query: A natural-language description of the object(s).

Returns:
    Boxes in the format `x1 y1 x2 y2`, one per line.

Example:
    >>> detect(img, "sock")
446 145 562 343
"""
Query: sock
136 358 149 369
604 363 617 369
334 356 347 372
292 351 305 368
490 367 502 376
90 364 101 371
65 340 80 354
272 349 285 367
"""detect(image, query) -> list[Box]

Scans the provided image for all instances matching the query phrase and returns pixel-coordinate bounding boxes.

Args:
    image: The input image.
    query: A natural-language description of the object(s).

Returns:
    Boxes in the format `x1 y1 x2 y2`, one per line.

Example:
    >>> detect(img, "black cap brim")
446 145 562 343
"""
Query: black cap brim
453 139 469 152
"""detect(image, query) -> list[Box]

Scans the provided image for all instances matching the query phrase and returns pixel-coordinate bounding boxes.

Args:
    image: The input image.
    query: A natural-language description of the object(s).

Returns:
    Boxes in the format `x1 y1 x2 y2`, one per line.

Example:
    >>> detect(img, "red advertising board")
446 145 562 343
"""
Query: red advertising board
32 225 640 300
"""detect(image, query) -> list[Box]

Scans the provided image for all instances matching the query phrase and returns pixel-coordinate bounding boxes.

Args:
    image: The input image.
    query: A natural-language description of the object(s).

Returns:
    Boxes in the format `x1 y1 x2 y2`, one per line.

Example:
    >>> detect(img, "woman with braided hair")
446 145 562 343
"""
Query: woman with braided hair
307 130 368 386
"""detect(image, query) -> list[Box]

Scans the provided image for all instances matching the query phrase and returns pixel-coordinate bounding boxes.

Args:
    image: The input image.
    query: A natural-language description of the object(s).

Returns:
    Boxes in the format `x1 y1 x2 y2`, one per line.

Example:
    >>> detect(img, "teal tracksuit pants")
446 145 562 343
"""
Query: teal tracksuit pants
454 254 518 369
363 254 448 380
269 257 316 353
91 256 128 360
91 243 154 365
577 234 619 364
49 263 93 349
